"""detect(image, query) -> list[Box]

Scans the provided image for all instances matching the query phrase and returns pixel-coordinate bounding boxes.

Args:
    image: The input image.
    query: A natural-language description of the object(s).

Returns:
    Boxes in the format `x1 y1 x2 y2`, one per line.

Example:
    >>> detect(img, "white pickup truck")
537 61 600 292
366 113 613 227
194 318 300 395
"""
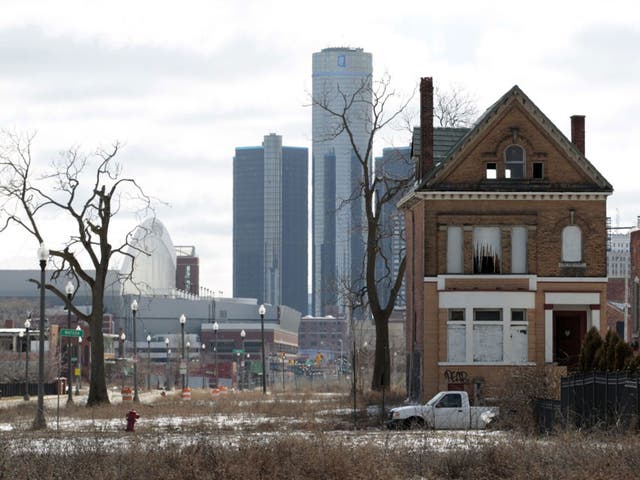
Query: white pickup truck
387 391 498 430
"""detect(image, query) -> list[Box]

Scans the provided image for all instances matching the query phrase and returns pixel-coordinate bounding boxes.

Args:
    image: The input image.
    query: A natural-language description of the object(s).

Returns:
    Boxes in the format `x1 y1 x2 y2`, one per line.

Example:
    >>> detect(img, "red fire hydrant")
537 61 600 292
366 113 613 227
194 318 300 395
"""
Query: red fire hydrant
125 409 140 432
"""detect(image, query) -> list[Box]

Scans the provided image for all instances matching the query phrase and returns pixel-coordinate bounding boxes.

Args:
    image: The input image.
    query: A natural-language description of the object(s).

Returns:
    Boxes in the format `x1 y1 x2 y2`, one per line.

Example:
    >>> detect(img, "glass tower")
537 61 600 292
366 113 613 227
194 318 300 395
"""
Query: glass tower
233 134 308 314
312 47 372 316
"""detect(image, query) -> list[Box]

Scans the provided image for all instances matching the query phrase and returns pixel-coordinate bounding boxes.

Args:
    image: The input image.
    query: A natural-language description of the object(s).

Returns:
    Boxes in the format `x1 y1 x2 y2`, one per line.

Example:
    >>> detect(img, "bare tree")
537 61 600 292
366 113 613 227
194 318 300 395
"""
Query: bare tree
314 77 478 391
434 83 478 128
0 132 152 406
313 75 413 390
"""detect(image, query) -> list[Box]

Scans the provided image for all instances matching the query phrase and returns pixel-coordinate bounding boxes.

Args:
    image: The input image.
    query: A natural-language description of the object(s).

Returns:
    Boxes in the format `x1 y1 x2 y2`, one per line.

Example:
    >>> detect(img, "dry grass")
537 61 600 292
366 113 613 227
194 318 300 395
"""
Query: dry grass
2 429 640 479
4 386 639 479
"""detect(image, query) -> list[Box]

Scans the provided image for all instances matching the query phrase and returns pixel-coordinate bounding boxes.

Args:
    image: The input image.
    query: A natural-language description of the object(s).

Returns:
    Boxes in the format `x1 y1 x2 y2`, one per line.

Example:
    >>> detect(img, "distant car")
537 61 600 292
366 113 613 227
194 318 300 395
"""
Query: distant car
387 391 498 430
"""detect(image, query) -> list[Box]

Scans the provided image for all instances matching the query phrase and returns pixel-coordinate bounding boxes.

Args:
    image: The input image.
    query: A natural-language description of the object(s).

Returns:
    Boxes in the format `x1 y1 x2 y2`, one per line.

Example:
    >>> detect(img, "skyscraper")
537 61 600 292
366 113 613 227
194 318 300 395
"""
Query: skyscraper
375 146 412 310
312 47 372 316
233 133 308 314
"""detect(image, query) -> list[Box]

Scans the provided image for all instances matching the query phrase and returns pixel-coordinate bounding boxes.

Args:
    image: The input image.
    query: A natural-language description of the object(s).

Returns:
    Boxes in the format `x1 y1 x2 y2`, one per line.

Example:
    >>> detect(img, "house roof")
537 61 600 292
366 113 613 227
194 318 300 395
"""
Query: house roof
415 85 613 193
412 127 470 166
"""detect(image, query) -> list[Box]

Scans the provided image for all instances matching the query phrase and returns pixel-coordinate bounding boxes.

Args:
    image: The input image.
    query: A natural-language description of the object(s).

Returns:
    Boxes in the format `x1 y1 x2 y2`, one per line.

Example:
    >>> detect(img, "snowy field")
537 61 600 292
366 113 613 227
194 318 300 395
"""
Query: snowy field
0 388 509 455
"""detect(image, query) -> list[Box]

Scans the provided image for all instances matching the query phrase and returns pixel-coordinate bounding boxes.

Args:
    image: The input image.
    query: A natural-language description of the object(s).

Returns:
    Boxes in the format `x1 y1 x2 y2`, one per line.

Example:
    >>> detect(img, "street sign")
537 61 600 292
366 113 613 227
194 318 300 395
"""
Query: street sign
60 329 82 337
232 349 245 354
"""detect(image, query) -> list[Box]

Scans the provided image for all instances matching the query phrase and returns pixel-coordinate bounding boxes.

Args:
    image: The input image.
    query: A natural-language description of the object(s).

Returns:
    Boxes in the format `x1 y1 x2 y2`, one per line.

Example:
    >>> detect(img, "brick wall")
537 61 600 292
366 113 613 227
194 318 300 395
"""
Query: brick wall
443 106 590 185
425 199 607 277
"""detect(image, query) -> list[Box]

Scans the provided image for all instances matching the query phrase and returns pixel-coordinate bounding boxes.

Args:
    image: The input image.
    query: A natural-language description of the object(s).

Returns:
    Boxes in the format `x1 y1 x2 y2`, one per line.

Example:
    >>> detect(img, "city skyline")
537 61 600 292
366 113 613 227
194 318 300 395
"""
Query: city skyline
0 1 637 298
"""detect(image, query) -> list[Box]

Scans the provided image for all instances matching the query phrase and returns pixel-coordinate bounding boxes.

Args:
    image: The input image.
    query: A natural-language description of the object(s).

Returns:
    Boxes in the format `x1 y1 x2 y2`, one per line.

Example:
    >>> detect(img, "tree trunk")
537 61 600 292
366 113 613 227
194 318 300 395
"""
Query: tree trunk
86 290 109 406
371 308 391 390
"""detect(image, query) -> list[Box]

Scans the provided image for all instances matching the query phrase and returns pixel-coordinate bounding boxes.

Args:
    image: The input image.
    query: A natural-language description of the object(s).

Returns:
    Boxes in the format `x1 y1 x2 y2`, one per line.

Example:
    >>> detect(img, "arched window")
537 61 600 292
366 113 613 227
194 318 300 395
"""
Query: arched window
504 145 525 179
562 225 582 262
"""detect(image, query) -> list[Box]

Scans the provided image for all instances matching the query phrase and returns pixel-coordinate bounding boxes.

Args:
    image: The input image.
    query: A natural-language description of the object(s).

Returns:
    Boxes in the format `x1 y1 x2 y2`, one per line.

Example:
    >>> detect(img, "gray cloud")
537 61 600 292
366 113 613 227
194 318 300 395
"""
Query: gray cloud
0 26 294 102
545 25 640 86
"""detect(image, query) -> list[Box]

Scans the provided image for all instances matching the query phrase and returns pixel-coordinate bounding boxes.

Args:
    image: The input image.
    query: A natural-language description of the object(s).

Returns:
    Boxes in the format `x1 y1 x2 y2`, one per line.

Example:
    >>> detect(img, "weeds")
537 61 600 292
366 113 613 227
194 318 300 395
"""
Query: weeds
2 387 640 479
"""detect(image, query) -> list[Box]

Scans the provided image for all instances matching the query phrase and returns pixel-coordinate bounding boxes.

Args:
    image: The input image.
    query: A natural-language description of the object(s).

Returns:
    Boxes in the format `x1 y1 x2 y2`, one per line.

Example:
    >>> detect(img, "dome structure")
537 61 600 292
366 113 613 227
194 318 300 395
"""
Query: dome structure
120 217 176 295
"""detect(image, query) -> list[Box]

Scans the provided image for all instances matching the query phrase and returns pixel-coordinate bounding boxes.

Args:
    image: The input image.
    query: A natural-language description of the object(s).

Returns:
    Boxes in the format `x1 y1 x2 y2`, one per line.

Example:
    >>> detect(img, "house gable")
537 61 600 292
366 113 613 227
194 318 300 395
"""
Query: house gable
420 86 612 193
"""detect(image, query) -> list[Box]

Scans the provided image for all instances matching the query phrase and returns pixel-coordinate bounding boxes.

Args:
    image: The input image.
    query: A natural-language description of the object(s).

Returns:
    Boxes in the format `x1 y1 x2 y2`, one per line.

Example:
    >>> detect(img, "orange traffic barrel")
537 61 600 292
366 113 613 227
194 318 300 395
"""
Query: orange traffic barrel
181 387 192 400
121 387 133 401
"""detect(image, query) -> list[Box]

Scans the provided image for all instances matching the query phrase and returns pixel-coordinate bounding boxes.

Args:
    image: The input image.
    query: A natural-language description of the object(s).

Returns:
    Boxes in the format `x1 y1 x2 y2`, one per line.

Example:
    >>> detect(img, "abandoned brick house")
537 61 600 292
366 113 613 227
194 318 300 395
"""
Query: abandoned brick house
400 78 613 401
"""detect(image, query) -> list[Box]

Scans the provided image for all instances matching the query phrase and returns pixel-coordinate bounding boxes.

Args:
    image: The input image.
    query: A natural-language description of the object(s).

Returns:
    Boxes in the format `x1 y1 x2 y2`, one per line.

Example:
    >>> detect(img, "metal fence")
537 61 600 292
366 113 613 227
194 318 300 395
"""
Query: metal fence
536 372 640 432
0 382 61 397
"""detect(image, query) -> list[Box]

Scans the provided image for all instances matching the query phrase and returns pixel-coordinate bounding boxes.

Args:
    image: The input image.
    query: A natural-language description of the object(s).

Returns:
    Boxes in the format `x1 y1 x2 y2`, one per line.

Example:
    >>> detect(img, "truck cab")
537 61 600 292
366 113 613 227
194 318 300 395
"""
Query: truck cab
388 391 498 430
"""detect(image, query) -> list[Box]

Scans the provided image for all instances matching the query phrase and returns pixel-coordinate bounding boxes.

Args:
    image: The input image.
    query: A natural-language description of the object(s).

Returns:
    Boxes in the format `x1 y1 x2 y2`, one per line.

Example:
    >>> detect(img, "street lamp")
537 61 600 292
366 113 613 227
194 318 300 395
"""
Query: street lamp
76 333 82 394
179 314 186 390
213 321 219 388
119 330 126 391
146 334 152 390
34 242 48 430
240 329 246 390
281 352 286 392
23 317 31 401
186 341 191 388
65 281 75 405
164 338 170 390
338 339 343 381
258 304 267 394
201 343 206 389
131 299 140 403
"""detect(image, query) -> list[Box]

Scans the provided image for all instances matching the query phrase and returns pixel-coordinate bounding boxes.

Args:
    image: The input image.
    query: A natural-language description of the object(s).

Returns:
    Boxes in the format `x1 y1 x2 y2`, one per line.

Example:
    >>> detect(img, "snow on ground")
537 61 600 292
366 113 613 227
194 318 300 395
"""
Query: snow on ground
0 389 509 456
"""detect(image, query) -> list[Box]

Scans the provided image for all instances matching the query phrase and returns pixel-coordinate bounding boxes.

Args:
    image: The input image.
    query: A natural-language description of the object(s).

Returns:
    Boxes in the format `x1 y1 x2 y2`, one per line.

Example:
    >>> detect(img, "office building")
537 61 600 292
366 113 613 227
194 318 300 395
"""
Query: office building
233 134 308 314
312 47 372 316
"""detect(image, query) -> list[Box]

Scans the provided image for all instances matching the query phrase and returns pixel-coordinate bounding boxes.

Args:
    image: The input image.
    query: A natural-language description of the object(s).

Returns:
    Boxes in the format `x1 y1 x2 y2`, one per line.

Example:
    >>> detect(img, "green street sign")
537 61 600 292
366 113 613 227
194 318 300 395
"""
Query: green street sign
60 329 82 338
232 349 245 354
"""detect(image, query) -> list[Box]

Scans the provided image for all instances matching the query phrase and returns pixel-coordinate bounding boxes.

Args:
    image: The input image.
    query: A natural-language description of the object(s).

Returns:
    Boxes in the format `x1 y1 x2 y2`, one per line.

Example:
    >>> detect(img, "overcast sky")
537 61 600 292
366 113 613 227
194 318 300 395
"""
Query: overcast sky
0 0 638 296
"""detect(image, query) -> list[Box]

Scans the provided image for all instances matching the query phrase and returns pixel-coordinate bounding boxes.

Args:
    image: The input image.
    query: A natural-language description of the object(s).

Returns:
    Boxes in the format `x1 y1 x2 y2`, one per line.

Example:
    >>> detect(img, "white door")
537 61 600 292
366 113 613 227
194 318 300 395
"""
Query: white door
433 393 467 429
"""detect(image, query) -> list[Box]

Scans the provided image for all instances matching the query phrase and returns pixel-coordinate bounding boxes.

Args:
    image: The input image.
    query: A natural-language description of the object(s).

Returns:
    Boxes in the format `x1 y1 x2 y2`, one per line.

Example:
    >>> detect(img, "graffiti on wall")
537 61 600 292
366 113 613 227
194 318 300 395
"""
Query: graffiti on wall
444 369 469 384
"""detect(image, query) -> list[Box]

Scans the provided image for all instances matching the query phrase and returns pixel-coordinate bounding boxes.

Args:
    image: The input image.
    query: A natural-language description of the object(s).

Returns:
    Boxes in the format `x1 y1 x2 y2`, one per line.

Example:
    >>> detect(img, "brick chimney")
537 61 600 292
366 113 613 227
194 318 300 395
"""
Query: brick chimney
419 77 434 179
570 115 585 155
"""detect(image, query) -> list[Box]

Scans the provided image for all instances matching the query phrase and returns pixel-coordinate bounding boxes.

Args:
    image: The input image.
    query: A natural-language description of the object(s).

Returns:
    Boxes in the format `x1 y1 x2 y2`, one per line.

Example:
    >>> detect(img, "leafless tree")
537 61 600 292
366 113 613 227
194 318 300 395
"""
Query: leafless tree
312 75 413 390
314 76 478 391
434 83 478 128
0 131 153 406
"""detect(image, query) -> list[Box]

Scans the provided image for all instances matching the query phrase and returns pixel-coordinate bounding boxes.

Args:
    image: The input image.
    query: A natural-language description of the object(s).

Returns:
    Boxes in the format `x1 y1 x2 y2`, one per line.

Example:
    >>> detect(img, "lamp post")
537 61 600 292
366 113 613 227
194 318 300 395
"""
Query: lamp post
201 343 206 389
179 314 186 390
23 317 31 401
281 352 285 392
131 300 140 403
34 242 48 429
186 341 191 388
338 339 343 381
258 304 267 394
119 331 126 391
240 329 246 390
147 334 152 390
76 334 82 394
164 338 170 390
213 321 219 388
65 281 75 405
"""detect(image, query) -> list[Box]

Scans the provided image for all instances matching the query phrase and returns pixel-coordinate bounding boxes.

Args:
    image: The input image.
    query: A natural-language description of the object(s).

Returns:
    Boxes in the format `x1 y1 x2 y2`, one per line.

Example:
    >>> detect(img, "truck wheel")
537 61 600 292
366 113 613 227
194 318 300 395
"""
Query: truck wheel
404 417 423 430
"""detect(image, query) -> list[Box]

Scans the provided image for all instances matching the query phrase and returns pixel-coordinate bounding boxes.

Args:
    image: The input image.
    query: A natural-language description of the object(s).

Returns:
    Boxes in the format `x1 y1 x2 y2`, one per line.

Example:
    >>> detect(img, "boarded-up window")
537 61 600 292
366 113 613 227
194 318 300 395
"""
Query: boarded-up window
562 225 582 262
473 309 502 362
447 226 463 273
509 309 528 363
473 324 503 362
447 309 466 362
447 325 466 362
511 226 527 273
473 227 501 274
509 326 528 363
